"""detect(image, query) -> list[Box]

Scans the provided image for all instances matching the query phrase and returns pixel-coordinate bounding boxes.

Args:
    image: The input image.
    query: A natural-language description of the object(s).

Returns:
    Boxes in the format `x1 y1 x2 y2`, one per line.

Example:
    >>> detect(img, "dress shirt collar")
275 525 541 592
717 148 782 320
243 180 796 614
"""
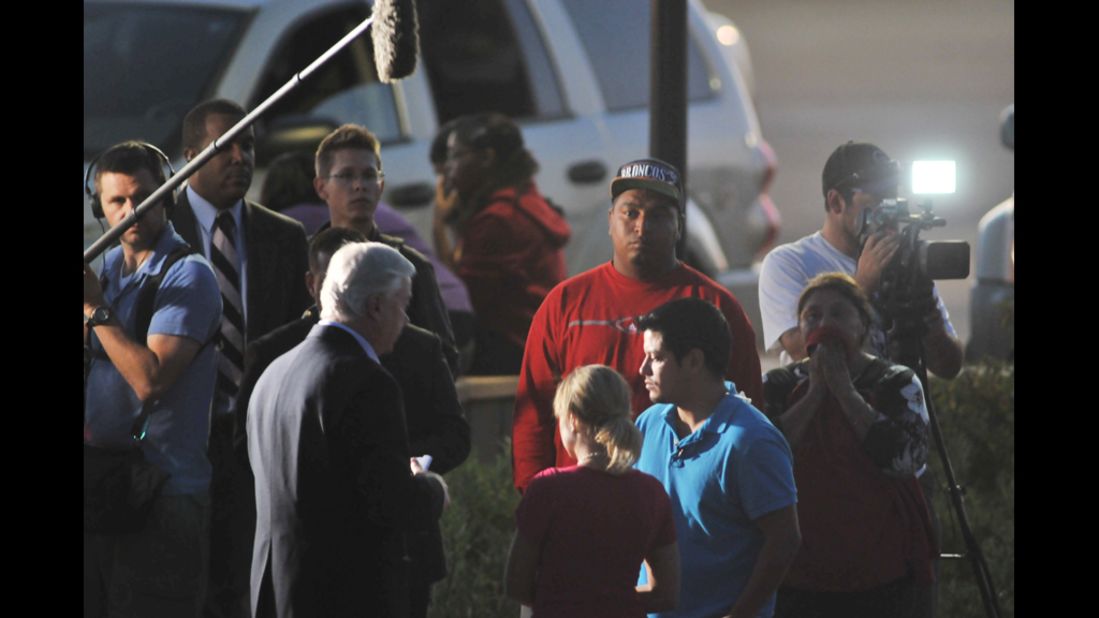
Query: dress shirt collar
318 319 380 364
186 185 243 237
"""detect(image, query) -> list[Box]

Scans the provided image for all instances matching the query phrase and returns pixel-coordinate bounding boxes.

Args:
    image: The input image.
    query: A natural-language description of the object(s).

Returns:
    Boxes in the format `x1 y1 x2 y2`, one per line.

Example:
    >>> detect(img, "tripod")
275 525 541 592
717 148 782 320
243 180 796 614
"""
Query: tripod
878 286 1003 618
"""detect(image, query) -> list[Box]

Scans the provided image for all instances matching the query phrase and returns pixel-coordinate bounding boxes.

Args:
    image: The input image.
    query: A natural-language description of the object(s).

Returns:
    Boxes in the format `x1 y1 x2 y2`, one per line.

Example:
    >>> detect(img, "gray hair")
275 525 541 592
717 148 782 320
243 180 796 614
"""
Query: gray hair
319 241 415 323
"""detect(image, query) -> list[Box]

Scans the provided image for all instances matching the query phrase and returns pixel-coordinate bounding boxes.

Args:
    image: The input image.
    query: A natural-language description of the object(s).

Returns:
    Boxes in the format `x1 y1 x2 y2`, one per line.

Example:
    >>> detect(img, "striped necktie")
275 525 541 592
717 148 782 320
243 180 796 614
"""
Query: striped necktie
211 210 245 410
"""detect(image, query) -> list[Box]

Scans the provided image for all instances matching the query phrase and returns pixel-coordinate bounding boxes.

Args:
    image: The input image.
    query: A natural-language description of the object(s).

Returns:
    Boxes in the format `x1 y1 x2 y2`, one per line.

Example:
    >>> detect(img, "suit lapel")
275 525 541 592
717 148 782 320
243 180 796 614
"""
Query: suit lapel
176 194 270 336
244 201 272 330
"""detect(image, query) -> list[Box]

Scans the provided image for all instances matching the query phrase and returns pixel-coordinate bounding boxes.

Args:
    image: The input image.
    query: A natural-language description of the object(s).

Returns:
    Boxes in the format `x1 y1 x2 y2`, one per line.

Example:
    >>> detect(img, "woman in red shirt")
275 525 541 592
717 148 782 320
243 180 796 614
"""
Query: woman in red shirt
762 272 936 618
505 364 679 617
432 113 570 374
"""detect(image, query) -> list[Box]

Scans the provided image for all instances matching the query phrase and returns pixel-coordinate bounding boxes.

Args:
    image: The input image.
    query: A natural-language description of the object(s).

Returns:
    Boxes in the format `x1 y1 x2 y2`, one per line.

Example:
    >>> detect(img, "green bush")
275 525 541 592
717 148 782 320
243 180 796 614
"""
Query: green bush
928 360 1014 617
429 443 521 618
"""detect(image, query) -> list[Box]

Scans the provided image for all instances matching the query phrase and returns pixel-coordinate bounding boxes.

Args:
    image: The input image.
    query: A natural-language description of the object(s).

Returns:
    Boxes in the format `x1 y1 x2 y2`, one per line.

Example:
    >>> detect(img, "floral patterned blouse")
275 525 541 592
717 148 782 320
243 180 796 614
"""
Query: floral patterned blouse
762 357 929 477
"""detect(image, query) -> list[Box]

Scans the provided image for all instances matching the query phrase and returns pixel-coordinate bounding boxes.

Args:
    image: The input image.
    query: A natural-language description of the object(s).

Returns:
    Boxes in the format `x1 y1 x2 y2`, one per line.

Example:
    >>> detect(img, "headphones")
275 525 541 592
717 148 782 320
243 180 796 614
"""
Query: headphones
85 141 176 219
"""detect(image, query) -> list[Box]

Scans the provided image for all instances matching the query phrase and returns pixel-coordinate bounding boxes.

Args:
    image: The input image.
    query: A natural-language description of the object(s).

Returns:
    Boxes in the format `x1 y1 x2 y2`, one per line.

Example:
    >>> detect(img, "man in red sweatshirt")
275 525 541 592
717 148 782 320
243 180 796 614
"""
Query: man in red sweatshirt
512 157 764 491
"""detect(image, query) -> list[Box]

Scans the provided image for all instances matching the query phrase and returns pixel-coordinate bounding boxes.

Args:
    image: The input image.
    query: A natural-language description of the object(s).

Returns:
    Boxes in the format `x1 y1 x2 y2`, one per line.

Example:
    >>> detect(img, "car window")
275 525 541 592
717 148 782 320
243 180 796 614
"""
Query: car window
417 0 565 124
250 6 401 143
559 0 718 111
84 3 248 156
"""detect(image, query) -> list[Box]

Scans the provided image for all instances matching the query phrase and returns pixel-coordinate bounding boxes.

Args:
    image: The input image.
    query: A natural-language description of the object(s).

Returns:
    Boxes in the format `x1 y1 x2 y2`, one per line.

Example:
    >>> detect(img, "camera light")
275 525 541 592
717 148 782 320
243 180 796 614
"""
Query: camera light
911 160 956 194
717 25 740 47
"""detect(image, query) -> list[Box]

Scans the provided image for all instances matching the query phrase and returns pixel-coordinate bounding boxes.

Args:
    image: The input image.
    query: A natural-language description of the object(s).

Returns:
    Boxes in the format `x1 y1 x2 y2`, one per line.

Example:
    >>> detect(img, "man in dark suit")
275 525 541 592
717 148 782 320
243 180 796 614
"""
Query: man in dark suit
248 241 450 618
173 99 311 401
235 227 470 618
172 99 311 618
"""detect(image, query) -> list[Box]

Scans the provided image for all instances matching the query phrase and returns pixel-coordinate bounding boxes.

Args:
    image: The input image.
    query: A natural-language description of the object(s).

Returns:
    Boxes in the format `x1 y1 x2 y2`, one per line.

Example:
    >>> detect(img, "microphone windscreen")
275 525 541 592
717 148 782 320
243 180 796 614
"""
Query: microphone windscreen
372 0 420 83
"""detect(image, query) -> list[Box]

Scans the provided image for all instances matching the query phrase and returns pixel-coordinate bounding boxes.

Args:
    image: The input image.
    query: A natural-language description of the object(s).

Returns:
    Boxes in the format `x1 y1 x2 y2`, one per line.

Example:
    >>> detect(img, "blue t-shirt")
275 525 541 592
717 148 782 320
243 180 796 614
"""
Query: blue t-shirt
85 222 222 495
635 383 797 618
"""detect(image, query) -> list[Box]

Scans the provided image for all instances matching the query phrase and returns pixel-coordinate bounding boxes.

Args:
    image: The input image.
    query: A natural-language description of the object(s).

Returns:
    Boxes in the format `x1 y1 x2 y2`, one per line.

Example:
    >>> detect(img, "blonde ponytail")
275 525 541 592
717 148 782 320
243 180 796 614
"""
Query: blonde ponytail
554 364 642 474
593 415 643 473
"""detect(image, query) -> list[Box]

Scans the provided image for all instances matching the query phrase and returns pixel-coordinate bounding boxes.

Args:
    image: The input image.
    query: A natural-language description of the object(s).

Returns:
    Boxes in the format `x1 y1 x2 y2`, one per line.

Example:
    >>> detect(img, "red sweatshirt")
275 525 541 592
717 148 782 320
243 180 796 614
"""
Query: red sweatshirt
512 261 764 491
457 182 570 348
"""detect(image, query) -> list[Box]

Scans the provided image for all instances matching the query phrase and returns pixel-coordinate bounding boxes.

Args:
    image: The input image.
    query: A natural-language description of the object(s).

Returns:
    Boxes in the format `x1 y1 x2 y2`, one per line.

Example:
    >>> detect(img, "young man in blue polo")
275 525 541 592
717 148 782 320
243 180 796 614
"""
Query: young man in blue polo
635 298 801 618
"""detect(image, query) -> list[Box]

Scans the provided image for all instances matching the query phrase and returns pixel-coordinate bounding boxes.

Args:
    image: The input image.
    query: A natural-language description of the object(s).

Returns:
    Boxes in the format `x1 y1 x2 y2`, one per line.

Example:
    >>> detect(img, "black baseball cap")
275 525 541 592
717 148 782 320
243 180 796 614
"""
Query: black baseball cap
821 141 900 198
611 158 684 210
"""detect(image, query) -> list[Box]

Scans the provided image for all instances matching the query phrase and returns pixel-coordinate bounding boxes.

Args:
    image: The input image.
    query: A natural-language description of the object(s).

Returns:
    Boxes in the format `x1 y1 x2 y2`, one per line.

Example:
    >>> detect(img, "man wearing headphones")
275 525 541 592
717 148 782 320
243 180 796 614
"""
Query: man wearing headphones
84 141 223 617
758 141 962 379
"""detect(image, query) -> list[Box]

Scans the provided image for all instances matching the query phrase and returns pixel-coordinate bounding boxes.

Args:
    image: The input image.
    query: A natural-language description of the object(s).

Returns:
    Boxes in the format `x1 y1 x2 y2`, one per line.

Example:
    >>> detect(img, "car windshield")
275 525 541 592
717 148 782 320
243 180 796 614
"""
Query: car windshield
84 2 249 157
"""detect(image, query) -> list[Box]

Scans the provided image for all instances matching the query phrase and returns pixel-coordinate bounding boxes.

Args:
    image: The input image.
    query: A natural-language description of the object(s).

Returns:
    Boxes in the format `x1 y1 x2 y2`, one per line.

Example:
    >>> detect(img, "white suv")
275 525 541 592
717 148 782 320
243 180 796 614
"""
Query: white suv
84 0 779 341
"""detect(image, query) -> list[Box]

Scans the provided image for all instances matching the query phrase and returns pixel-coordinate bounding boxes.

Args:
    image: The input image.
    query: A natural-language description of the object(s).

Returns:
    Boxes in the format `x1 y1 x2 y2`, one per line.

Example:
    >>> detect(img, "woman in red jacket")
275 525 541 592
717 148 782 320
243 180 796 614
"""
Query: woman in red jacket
433 113 571 375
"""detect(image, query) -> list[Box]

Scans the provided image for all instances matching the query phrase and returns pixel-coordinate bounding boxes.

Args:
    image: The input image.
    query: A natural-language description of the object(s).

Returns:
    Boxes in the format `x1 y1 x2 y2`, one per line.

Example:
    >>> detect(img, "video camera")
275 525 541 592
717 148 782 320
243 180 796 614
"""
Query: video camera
859 197 970 282
861 193 969 366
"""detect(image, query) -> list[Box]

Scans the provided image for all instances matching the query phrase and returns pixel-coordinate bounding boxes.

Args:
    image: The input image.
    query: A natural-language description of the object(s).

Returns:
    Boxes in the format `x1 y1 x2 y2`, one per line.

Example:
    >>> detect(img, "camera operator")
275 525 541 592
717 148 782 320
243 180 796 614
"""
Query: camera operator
759 141 963 379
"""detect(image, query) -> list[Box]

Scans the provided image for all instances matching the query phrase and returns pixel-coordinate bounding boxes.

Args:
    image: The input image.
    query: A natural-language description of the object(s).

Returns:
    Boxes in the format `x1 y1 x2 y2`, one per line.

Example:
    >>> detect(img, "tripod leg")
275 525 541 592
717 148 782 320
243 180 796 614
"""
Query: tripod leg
921 363 1003 618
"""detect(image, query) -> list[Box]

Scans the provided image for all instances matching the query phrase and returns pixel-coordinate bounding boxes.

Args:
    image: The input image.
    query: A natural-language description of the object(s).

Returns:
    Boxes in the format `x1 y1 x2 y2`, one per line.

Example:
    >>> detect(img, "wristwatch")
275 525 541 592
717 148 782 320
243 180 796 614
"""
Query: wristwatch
85 306 113 328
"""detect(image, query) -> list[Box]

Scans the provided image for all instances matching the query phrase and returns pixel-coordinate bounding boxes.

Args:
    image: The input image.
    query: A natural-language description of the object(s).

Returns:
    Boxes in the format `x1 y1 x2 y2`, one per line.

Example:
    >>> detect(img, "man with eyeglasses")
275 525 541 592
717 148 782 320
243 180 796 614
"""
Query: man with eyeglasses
313 124 459 374
758 140 962 379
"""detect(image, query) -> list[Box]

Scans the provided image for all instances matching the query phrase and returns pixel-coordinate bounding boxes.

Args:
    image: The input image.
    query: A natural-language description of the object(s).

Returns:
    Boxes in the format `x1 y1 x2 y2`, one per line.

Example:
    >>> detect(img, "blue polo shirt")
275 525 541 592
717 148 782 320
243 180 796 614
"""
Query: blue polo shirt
84 222 222 495
635 383 797 618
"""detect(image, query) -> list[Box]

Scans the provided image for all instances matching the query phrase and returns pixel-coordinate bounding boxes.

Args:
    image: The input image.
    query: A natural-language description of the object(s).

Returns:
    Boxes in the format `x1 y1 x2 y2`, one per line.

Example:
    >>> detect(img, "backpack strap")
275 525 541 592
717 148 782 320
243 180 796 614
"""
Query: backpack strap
89 243 204 442
132 244 197 344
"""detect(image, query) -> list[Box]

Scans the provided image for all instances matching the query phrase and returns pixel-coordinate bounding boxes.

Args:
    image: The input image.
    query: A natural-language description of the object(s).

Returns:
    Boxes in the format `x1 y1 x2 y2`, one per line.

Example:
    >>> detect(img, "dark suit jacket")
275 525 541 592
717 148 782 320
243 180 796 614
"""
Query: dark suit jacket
172 190 311 342
380 324 470 475
235 315 470 585
247 324 446 618
236 314 470 473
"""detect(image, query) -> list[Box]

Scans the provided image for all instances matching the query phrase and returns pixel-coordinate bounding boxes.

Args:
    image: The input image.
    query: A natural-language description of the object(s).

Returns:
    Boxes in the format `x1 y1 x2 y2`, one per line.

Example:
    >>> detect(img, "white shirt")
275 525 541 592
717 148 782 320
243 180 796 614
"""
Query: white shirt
758 231 955 366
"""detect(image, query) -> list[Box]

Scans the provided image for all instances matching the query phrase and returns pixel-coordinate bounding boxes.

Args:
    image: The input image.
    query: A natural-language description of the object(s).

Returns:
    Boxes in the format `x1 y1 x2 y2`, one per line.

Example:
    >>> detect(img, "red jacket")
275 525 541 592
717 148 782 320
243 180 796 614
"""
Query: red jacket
457 183 570 348
512 262 764 491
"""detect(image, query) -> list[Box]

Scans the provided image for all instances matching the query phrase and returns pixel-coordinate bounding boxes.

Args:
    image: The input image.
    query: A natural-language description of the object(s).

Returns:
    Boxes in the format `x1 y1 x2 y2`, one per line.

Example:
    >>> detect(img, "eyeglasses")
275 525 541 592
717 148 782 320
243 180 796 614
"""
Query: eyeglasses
326 169 384 184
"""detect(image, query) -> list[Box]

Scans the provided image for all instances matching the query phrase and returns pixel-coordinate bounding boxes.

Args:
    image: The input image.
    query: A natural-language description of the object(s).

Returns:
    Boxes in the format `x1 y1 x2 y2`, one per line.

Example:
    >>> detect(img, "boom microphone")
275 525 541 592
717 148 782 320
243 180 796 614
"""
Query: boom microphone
84 0 421 263
373 0 420 83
